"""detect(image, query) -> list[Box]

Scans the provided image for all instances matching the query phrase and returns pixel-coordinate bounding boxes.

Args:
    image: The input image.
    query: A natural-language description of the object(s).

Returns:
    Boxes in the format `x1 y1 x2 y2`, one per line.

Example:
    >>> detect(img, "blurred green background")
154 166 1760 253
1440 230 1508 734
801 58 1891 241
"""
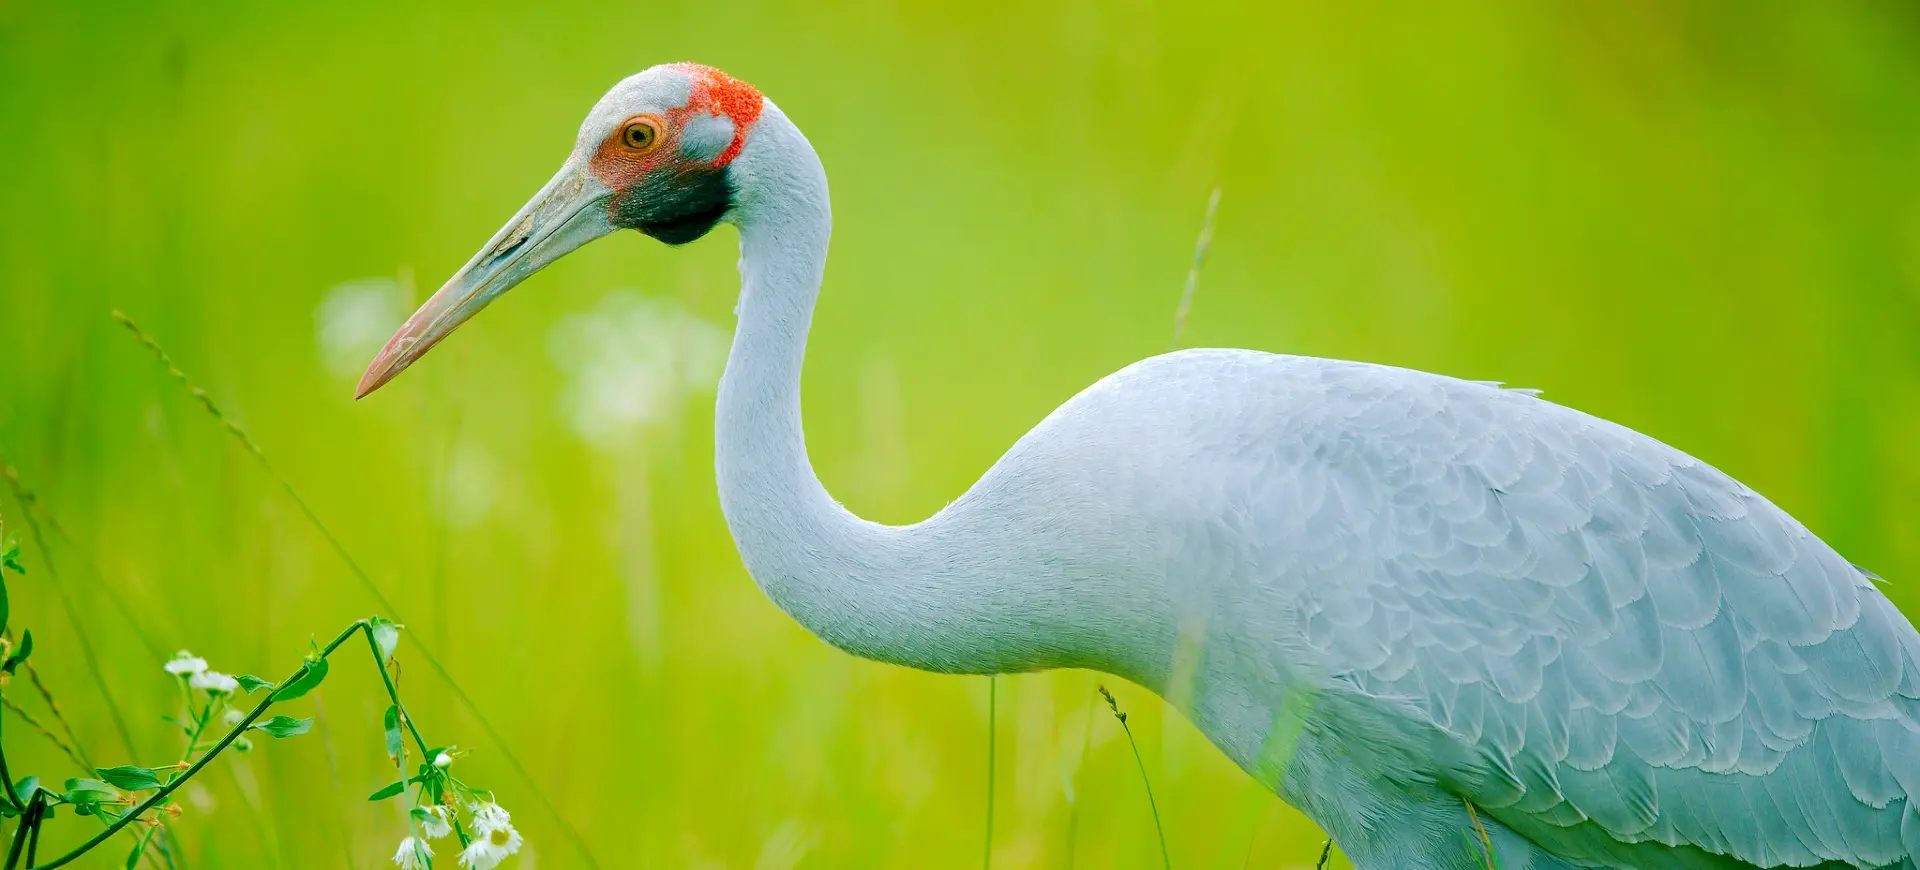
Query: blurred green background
3 1 1920 867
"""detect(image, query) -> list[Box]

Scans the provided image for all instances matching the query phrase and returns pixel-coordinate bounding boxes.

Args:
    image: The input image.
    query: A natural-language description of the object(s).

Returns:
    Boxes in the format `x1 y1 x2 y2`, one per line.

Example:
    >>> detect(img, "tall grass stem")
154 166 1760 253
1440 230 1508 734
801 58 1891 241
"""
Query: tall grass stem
1099 686 1171 870
983 674 997 870
1170 188 1223 351
0 461 140 762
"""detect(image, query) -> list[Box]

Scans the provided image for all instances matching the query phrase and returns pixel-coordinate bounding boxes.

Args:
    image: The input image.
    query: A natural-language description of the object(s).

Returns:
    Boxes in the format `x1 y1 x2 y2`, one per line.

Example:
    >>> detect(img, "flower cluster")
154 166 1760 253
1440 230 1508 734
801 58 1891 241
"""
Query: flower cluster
388 791 522 869
377 731 523 868
164 650 255 751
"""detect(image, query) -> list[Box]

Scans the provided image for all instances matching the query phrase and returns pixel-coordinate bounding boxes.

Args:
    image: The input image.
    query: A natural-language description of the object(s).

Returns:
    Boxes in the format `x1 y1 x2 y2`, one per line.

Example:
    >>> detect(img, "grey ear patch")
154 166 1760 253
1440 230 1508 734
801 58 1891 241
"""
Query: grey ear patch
680 112 735 163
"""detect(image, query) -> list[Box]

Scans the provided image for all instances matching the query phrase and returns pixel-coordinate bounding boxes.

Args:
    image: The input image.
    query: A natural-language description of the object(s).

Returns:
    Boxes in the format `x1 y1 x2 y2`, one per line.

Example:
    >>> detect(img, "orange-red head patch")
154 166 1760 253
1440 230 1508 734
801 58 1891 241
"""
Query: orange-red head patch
667 63 764 167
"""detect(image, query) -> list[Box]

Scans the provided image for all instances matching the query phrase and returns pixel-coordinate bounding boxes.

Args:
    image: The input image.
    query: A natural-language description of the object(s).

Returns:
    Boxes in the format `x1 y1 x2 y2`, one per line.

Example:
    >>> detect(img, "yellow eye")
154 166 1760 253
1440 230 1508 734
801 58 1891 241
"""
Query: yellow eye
620 116 662 152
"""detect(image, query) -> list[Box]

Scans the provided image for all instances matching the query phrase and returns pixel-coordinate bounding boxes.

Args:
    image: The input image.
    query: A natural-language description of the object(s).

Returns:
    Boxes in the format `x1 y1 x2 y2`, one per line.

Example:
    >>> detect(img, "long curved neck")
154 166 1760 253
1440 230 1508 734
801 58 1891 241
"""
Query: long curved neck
714 106 1082 676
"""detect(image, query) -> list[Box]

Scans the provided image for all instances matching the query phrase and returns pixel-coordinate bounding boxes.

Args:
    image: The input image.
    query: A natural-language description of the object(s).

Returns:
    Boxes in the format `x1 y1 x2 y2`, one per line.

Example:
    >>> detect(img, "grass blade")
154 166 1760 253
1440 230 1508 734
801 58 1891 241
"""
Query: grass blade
1099 686 1172 870
983 674 997 870
1170 187 1223 351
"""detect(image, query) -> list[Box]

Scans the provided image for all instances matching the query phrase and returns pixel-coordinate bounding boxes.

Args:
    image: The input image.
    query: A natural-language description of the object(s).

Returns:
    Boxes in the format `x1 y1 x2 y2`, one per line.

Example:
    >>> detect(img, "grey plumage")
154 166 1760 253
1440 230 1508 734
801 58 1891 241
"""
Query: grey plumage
1012 349 1920 870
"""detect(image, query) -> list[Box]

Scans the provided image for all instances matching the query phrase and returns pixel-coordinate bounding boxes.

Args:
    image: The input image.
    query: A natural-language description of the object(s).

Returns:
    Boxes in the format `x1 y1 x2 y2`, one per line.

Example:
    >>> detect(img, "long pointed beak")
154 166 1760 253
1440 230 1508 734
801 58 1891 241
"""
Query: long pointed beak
356 162 616 399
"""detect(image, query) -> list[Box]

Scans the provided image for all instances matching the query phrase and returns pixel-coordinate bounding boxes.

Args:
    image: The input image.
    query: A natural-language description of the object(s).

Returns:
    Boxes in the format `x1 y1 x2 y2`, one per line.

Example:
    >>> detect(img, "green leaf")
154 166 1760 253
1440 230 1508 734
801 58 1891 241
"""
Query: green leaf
1 538 24 575
249 715 313 738
383 705 403 759
367 779 408 801
61 777 117 809
15 776 40 802
371 617 401 664
3 629 32 674
272 657 329 702
95 766 165 791
234 674 273 694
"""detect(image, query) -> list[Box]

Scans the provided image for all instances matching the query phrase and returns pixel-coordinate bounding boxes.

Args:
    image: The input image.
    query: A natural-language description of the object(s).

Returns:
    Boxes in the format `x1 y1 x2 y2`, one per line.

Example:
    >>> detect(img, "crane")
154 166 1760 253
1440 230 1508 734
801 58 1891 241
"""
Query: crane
356 63 1920 870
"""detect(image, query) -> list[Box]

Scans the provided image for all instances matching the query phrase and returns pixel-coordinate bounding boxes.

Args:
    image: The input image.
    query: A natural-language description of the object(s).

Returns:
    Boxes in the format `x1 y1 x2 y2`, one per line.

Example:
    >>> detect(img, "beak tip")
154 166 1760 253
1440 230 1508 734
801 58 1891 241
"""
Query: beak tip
354 359 395 400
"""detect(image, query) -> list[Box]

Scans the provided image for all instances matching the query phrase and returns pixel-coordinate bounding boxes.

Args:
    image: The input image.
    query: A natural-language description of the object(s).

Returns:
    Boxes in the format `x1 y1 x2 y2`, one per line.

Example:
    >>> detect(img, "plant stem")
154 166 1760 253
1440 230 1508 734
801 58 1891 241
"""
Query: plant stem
362 632 430 757
0 692 24 813
983 675 996 870
1099 686 1171 870
176 698 213 771
0 698 89 773
0 465 140 762
4 793 43 870
1170 187 1222 351
28 621 369 870
21 662 91 770
22 810 38 867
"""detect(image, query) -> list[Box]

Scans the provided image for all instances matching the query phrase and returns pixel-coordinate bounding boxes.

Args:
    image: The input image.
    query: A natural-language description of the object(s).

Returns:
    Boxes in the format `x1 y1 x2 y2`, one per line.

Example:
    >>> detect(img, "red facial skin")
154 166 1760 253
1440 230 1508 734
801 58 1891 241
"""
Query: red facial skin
588 64 764 191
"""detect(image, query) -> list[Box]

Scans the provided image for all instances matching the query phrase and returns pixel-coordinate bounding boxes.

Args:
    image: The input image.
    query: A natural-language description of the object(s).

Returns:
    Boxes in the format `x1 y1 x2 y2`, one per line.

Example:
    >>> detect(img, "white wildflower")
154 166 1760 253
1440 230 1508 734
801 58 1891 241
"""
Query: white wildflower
457 816 522 870
469 801 511 833
433 751 453 768
391 836 432 869
414 804 453 839
222 709 245 729
190 670 239 694
164 651 208 676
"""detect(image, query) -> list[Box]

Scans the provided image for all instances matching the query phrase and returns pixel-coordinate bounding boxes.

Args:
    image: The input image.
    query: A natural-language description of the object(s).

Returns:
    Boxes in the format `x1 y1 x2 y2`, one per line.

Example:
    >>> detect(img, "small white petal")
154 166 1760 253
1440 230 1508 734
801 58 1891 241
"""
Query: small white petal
391 836 433 869
164 652 209 676
433 752 453 768
469 802 512 834
456 819 521 870
190 670 240 694
415 805 453 840
457 839 506 870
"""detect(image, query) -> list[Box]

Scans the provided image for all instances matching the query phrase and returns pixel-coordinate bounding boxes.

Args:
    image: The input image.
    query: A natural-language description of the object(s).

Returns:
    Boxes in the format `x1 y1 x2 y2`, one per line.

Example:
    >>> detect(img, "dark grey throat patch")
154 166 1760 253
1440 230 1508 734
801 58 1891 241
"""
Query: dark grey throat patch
610 167 733 246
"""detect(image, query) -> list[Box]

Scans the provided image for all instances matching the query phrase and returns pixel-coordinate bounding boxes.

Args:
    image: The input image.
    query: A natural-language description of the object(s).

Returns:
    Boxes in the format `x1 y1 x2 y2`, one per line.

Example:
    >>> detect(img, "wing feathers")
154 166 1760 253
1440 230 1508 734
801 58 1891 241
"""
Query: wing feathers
1249 359 1920 869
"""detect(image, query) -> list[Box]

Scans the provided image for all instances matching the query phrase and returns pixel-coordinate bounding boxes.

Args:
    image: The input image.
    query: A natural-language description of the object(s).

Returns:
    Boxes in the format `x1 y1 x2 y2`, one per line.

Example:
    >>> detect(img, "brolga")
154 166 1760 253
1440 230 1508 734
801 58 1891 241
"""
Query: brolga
359 64 1920 870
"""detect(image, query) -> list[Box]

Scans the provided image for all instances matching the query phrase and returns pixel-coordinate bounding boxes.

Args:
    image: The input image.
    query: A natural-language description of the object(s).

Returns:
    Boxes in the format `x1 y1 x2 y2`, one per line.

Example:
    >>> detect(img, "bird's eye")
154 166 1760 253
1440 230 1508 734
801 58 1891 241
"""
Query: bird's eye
620 117 662 152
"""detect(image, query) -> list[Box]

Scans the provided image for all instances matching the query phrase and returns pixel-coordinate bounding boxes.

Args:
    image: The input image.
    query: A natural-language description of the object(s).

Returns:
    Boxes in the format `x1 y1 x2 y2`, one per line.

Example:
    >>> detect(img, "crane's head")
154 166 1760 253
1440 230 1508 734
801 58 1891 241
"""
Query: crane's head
355 63 764 398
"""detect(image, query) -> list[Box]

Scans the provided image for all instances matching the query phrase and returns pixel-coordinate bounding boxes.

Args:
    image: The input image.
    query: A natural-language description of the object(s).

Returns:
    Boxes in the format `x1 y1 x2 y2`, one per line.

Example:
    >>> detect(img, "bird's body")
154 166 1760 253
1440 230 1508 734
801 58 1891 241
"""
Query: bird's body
361 64 1920 870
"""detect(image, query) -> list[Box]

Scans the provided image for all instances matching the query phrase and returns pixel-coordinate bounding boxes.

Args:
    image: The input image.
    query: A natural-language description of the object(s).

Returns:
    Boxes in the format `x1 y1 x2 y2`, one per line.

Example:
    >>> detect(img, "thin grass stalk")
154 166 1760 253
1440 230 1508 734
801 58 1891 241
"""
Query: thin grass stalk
1170 188 1223 351
0 469 139 762
19 663 90 769
0 698 23 813
111 311 600 867
1099 686 1171 870
0 698 87 772
0 458 169 662
984 675 997 870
